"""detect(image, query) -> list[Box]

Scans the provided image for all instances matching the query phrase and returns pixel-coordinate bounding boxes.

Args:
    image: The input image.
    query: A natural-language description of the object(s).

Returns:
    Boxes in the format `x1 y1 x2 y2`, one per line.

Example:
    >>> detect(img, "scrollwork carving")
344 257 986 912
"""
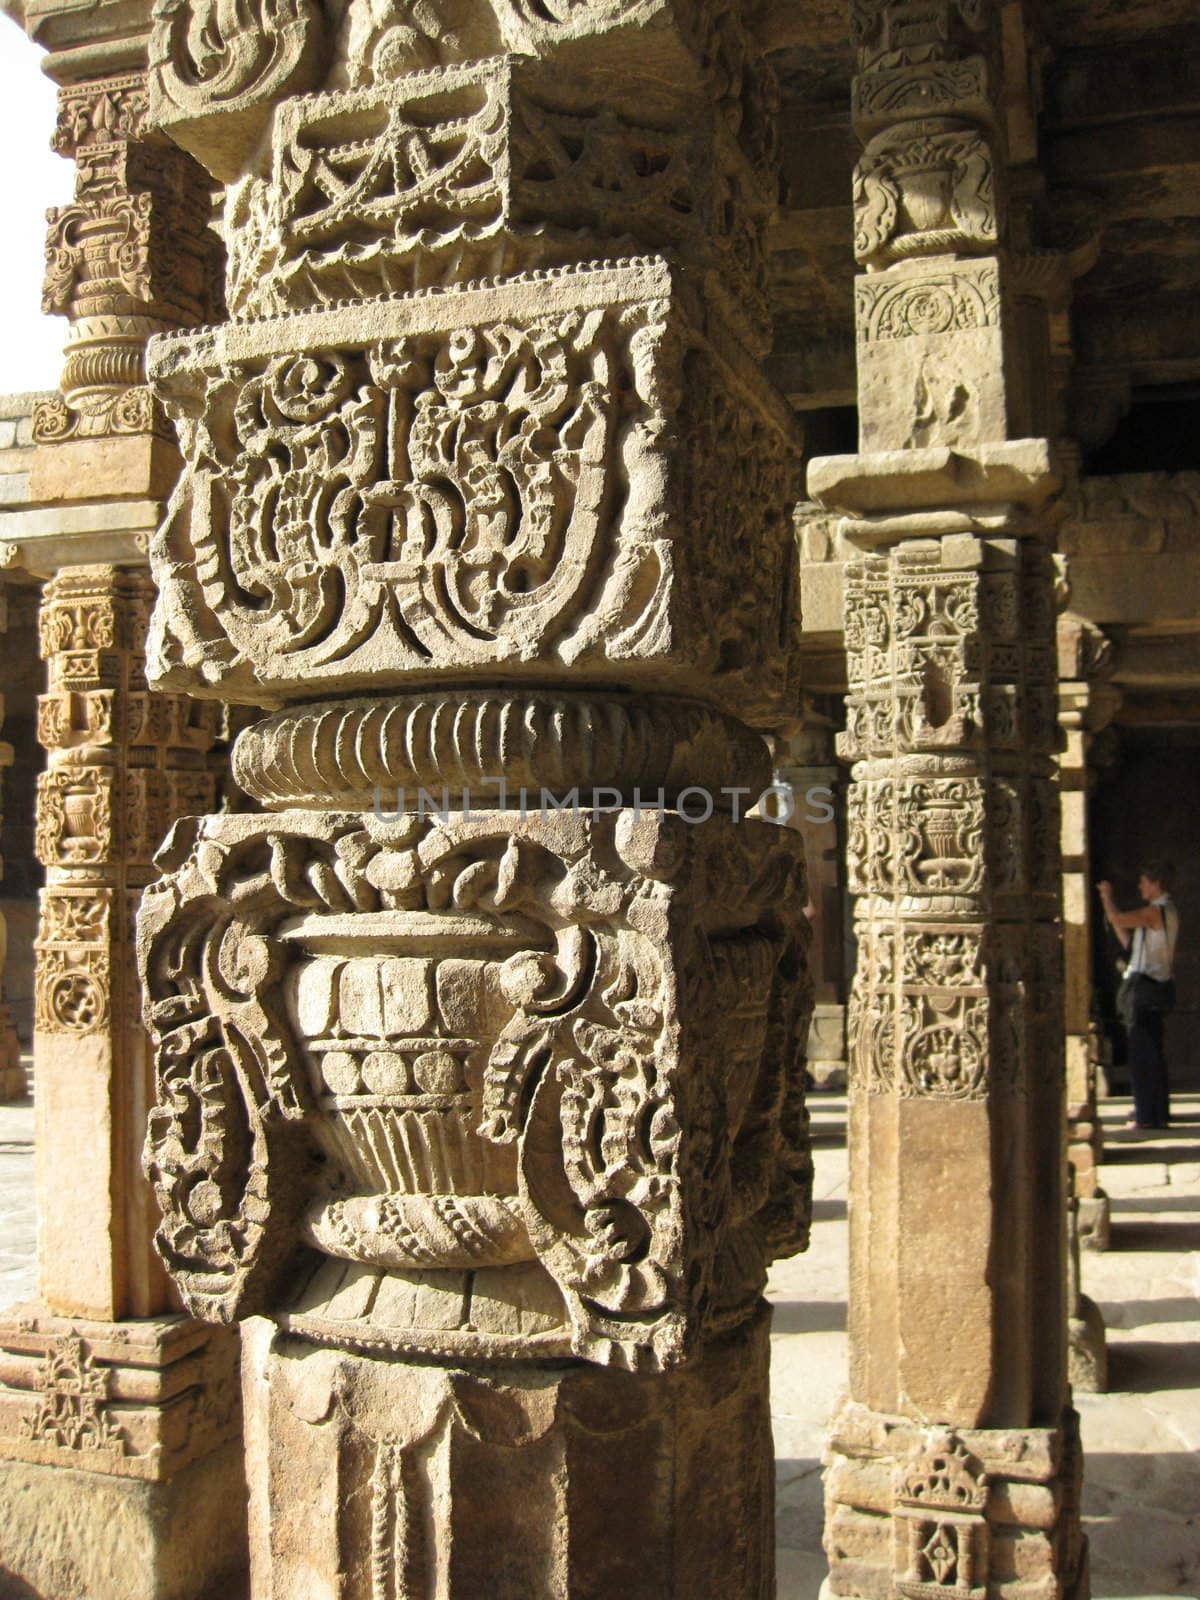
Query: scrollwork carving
138 810 811 1365
147 268 798 724
149 0 326 179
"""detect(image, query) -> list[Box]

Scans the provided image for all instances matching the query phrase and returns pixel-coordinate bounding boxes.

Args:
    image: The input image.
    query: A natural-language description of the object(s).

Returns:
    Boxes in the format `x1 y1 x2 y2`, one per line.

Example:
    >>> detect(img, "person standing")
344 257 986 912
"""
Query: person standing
1098 862 1180 1129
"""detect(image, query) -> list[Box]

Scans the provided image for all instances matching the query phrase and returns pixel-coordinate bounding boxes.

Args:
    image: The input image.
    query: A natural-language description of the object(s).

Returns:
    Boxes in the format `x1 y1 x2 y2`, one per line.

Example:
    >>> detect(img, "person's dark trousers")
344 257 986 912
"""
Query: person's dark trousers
1128 1008 1170 1127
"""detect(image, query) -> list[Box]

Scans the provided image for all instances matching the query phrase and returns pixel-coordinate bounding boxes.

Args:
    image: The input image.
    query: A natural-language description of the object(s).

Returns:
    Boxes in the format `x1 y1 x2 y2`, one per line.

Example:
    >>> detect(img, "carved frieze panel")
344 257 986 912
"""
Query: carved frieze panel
854 119 996 270
848 771 1059 907
224 58 771 351
20 1333 125 1457
855 262 1000 343
892 1434 989 1600
36 766 117 872
849 775 986 898
840 541 1058 763
146 261 800 724
850 0 990 65
35 889 114 1036
0 1311 241 1481
827 1401 1082 1600
852 54 991 137
54 74 149 158
150 0 776 187
137 807 812 1369
851 909 1045 1100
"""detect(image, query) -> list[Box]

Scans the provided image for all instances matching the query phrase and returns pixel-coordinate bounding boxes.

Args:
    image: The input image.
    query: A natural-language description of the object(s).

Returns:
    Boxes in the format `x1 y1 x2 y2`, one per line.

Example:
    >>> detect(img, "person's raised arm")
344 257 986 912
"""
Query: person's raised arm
1096 880 1157 947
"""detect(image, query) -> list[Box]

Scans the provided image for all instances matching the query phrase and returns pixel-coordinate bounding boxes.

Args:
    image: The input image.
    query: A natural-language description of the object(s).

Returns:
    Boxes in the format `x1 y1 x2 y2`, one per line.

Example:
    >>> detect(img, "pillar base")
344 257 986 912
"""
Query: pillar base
0 1439 247 1600
243 1307 778 1600
807 1002 848 1090
823 1399 1087 1600
1077 1194 1110 1252
0 1306 245 1598
0 1304 240 1480
1069 1294 1108 1395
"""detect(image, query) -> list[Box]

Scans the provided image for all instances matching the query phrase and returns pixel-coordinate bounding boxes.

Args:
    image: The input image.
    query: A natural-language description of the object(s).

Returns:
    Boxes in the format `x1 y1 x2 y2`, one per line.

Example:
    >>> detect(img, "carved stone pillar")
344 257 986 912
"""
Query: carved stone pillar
31 568 222 1317
0 586 23 1098
810 3 1088 1596
0 568 244 1599
1057 613 1118 1253
0 50 243 1600
1057 614 1118 1395
777 698 849 1088
136 4 812 1596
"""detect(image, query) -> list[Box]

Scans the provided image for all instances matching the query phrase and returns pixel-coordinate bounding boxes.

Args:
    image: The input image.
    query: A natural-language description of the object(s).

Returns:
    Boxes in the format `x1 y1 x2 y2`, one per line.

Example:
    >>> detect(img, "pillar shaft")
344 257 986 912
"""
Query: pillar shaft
0 587 23 1097
136 5 813 1595
33 566 220 1319
811 2 1087 1595
1057 615 1118 1252
777 703 849 1087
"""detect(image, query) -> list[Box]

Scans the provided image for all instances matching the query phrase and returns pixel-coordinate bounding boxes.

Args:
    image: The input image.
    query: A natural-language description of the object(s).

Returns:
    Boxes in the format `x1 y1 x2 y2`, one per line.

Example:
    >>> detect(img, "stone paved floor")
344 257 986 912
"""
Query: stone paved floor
0 1073 1195 1597
769 1092 1200 1600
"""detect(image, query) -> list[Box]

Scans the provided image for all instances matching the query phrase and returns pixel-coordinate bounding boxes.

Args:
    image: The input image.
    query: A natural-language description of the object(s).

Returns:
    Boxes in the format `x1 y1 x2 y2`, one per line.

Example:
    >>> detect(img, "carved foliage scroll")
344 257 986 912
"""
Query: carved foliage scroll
147 271 799 723
138 810 811 1365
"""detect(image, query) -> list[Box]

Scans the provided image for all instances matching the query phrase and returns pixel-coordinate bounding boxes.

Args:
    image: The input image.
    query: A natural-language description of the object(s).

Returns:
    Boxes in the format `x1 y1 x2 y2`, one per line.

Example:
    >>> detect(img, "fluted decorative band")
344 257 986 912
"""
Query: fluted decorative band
232 691 771 811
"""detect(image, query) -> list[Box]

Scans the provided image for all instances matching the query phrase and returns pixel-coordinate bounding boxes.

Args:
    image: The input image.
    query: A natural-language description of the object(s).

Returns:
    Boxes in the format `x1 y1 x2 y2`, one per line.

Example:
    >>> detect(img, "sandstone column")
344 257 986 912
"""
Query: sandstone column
0 52 244 1600
777 700 849 1088
136 4 813 1595
809 2 1088 1595
0 587 23 1097
1057 613 1118 1252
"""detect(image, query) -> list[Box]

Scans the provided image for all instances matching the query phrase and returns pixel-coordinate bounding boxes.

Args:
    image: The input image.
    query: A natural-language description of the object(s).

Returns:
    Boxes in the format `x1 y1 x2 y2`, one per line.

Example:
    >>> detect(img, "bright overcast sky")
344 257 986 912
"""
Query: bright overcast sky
0 29 74 395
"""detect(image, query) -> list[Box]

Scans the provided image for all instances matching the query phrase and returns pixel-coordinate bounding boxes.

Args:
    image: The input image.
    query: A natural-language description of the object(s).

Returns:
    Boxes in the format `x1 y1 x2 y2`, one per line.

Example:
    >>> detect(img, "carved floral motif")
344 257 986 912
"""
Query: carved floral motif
138 809 812 1367
147 268 799 721
893 1434 989 1600
20 1335 125 1456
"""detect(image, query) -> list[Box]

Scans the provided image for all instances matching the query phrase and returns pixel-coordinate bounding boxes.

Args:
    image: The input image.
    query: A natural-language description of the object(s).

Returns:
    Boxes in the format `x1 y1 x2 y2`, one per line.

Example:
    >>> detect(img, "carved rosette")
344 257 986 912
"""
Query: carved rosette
139 808 811 1368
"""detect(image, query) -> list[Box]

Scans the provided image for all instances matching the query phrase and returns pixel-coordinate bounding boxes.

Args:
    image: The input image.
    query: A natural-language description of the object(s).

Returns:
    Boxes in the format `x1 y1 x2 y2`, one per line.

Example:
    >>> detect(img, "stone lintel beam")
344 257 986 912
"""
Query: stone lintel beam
0 499 161 580
17 0 150 80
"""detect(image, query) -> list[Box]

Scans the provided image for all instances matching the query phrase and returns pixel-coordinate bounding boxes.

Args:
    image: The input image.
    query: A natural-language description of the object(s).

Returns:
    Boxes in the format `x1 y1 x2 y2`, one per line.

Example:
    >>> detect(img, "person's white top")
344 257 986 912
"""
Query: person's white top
1127 894 1179 982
